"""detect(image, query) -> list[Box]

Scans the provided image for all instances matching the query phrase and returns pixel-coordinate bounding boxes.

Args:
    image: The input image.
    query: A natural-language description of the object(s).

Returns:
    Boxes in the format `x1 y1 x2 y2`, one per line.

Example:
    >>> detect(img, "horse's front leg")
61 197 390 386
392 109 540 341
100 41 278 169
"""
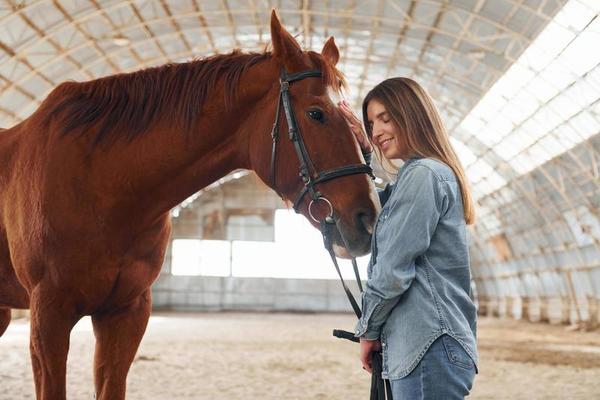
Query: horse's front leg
91 289 151 400
29 286 79 400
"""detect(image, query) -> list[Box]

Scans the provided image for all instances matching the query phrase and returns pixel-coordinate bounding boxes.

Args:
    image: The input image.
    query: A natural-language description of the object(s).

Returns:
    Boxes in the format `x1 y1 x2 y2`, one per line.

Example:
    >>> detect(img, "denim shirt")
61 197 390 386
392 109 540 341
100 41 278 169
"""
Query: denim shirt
354 156 478 380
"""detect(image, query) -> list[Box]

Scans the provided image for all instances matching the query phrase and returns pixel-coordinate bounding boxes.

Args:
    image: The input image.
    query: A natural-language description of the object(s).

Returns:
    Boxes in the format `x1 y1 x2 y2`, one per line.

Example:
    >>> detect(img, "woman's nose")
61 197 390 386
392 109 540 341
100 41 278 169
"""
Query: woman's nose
372 125 383 141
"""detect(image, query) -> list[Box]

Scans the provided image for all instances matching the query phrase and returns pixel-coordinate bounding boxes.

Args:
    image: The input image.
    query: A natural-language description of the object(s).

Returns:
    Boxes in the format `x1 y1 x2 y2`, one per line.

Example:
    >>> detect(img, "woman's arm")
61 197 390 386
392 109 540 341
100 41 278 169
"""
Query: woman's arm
355 165 447 340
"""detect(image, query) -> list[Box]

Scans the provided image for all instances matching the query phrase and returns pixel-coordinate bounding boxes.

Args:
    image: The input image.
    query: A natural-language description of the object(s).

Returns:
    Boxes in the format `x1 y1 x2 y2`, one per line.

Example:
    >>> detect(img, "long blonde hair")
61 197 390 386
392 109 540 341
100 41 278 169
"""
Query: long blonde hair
362 77 476 225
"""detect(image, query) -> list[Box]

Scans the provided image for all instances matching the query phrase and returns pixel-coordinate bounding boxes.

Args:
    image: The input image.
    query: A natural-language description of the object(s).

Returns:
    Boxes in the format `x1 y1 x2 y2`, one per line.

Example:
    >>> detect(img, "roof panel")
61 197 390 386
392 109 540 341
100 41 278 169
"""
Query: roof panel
0 0 578 208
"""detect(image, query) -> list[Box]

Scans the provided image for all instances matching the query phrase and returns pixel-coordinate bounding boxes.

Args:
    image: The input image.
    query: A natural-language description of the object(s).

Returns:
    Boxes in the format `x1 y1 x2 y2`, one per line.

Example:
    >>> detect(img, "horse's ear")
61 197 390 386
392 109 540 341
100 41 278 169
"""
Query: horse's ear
321 37 340 67
270 9 304 67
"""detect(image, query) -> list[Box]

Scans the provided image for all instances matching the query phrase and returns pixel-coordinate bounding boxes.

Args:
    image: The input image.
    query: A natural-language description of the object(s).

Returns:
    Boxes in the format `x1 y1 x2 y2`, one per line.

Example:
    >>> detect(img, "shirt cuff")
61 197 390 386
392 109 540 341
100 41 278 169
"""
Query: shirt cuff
354 292 385 339
354 319 381 340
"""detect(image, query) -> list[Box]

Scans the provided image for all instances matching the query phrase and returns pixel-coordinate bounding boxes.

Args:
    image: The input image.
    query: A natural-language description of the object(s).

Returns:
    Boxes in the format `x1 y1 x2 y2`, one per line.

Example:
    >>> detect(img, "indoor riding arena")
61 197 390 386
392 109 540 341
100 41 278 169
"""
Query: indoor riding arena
1 1 600 400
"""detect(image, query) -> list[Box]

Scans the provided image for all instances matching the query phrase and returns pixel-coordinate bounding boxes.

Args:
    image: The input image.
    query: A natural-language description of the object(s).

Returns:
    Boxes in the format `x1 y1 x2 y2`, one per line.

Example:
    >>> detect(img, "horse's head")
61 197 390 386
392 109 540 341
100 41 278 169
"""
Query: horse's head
250 11 380 258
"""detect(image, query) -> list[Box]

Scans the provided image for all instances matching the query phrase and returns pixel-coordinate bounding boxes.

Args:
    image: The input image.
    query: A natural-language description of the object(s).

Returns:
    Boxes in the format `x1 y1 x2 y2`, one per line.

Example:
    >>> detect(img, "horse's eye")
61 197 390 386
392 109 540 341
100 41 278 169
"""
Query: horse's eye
307 109 325 123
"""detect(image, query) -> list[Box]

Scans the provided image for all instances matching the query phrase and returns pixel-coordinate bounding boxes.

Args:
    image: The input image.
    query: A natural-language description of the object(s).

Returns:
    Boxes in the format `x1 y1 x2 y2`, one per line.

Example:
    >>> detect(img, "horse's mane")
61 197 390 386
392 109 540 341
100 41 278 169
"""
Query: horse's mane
42 49 345 147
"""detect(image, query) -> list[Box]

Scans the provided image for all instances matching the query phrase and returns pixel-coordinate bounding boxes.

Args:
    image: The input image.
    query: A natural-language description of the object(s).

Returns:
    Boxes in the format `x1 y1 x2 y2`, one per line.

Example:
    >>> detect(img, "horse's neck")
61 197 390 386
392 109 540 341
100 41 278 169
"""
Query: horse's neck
112 60 278 222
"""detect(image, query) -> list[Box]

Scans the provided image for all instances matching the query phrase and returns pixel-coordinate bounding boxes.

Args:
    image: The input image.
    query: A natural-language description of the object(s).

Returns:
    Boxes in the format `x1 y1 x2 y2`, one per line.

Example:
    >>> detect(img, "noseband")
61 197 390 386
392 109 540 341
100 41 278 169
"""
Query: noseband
269 68 374 220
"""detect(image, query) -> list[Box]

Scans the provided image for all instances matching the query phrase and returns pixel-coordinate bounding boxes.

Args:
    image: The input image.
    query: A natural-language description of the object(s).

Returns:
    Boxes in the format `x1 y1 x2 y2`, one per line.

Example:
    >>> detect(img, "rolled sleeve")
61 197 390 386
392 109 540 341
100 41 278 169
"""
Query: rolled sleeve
355 165 446 339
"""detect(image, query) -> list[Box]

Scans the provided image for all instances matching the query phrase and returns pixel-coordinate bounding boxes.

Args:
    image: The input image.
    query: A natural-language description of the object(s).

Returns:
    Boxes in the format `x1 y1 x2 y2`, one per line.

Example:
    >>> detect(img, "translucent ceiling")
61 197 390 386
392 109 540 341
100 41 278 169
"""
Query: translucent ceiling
1 0 590 203
456 0 600 199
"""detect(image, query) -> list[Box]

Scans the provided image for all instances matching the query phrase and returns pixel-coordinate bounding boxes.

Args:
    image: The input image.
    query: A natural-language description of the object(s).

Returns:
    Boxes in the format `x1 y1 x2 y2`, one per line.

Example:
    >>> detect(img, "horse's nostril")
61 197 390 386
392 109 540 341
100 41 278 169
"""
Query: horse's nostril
355 211 375 235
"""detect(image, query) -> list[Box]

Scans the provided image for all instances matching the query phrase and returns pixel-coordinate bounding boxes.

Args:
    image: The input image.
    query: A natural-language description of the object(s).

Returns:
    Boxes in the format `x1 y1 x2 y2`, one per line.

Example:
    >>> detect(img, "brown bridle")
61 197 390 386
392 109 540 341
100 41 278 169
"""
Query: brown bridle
269 67 374 218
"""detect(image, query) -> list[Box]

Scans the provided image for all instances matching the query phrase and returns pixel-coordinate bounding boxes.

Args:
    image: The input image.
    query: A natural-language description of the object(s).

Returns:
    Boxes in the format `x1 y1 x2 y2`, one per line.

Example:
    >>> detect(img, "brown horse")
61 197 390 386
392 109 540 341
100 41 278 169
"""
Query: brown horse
0 11 379 400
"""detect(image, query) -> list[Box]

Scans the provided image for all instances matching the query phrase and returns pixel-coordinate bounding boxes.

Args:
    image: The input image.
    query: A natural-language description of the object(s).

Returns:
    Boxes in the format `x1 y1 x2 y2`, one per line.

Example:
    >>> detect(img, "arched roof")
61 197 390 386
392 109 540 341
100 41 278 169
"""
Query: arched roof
2 0 600 324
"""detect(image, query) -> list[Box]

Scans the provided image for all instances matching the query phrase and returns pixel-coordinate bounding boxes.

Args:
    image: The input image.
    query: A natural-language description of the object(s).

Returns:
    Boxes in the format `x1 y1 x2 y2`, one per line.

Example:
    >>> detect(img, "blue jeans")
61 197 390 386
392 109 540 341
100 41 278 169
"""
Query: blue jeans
390 334 476 399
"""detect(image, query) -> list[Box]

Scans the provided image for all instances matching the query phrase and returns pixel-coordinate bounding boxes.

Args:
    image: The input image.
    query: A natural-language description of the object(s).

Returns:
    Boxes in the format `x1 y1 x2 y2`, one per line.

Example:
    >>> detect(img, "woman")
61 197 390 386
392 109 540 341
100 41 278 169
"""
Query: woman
338 77 478 399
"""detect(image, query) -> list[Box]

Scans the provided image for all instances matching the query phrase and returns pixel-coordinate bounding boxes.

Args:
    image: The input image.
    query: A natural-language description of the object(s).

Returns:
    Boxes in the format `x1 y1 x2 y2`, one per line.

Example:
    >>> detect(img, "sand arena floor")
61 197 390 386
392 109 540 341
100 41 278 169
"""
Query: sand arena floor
1 312 600 399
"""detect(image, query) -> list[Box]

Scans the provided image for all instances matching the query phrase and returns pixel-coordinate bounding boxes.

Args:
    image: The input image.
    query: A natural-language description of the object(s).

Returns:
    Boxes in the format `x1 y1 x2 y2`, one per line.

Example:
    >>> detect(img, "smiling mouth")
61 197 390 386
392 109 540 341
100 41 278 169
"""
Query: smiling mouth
380 138 393 147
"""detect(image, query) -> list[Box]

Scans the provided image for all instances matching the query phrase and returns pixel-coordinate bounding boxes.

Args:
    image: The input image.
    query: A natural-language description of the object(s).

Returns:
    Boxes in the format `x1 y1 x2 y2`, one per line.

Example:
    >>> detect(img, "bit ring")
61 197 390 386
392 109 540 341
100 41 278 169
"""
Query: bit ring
308 197 334 223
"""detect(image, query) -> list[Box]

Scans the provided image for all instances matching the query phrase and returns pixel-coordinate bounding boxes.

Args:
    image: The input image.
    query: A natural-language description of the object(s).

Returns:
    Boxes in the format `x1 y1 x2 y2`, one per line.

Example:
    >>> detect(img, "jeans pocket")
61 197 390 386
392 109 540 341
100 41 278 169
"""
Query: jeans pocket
441 335 474 371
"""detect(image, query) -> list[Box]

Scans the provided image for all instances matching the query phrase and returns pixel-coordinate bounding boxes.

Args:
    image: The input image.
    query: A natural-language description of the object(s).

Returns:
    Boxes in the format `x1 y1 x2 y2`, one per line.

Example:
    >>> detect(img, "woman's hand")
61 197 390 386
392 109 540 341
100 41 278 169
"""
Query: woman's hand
359 337 382 374
338 100 373 154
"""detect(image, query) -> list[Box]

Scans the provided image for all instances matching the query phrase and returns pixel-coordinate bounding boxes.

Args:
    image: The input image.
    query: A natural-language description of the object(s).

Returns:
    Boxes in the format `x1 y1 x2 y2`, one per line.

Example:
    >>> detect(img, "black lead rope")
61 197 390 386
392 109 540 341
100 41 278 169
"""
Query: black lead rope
352 258 364 293
321 219 393 400
320 218 362 318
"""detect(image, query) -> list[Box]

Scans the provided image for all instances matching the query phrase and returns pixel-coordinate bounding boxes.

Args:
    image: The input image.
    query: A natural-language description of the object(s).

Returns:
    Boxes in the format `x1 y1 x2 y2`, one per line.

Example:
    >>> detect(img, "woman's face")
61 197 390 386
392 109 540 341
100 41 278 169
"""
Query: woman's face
366 99 409 160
